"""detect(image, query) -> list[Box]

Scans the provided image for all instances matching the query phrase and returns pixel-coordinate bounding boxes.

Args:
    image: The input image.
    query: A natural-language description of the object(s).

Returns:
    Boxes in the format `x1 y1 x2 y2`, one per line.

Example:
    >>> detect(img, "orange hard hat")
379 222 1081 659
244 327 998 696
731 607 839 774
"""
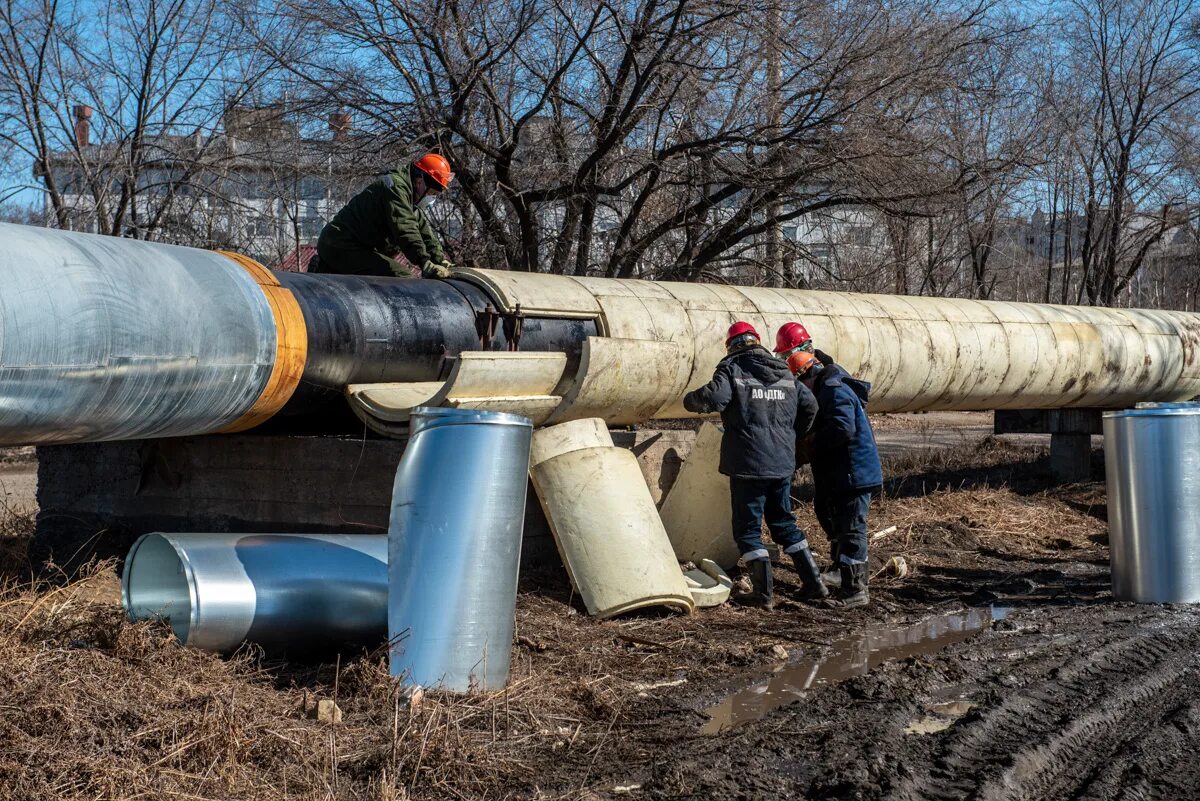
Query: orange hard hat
787 350 818 377
413 153 453 190
725 321 760 347
774 321 812 354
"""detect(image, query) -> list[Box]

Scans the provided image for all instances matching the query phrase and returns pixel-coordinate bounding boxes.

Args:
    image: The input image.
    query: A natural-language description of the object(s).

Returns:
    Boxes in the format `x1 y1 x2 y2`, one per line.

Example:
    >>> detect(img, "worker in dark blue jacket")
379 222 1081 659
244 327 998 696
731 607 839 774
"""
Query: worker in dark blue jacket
683 322 825 608
789 349 882 608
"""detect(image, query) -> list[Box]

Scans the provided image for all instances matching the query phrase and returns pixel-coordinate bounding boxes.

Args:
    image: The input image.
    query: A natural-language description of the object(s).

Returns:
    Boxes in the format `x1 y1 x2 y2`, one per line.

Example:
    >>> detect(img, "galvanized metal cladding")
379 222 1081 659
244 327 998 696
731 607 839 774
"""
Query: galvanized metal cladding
0 224 283 444
4 222 1200 446
388 407 532 691
1104 404 1200 603
121 532 388 653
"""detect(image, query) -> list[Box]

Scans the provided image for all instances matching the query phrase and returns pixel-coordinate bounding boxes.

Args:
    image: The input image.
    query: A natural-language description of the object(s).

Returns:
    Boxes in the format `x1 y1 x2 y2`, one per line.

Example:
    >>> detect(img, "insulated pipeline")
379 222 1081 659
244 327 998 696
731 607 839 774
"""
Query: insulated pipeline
0 224 305 443
275 273 596 415
6 222 1200 448
0 224 594 444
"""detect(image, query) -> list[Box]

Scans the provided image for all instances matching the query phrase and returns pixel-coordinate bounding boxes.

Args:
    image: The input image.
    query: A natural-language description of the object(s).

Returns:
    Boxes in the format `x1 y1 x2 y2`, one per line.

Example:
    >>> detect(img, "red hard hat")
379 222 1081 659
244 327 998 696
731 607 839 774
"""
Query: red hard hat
413 153 453 190
725 321 760 347
774 321 812 354
787 350 818 377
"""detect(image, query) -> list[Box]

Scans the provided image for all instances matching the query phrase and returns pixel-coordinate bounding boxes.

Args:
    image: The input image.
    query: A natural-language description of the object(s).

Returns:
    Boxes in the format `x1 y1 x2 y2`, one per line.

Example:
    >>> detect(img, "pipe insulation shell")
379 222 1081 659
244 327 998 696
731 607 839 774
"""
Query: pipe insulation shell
122 532 387 653
0 224 305 444
455 268 1200 415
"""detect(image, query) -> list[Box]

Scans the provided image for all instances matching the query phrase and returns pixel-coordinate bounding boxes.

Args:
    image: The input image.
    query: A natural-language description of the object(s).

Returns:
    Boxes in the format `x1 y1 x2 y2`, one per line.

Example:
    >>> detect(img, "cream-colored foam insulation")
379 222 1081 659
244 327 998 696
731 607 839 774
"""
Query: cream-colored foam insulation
452 268 1200 414
529 419 694 618
658 422 741 569
346 352 568 434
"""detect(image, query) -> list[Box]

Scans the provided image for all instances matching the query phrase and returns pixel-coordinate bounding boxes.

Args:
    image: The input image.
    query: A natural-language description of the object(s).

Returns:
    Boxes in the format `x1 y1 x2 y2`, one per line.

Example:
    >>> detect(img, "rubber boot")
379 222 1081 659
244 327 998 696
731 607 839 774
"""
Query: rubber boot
735 558 775 609
822 563 869 609
821 542 842 589
789 547 831 601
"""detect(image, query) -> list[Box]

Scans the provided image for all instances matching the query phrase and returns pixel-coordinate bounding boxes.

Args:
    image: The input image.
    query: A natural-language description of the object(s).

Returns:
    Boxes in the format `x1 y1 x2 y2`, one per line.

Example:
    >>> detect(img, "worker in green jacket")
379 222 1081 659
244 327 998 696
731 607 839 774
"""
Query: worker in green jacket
313 153 454 279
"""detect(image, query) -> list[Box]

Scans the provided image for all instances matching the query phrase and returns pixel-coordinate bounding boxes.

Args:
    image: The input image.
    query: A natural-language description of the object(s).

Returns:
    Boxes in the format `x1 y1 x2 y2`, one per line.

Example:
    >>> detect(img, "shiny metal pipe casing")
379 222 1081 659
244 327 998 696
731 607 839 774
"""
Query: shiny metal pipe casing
1105 404 1200 603
122 532 387 652
388 407 532 691
0 223 304 444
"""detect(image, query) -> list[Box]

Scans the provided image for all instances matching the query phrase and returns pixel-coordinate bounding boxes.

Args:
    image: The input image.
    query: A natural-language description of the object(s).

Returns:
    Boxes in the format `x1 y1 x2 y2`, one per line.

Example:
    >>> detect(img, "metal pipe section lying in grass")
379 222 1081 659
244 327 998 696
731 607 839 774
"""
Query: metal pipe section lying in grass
388 407 532 692
121 532 387 654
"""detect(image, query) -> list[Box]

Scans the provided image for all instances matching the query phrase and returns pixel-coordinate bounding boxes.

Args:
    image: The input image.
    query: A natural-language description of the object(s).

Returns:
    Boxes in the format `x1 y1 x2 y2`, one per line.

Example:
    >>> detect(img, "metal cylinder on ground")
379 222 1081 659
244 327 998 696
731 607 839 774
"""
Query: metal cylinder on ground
1105 403 1200 603
388 407 532 691
121 532 387 653
529 418 695 618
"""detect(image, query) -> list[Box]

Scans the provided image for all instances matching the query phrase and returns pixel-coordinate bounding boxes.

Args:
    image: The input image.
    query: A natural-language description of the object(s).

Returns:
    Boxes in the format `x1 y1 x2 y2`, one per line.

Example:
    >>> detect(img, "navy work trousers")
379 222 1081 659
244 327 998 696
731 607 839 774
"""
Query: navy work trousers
815 490 872 565
729 476 808 560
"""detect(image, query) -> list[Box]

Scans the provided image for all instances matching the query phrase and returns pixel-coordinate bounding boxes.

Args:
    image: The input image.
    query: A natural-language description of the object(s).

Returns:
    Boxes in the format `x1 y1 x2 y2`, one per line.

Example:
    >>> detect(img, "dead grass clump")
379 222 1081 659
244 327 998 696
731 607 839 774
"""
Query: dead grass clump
875 485 1107 558
0 560 607 800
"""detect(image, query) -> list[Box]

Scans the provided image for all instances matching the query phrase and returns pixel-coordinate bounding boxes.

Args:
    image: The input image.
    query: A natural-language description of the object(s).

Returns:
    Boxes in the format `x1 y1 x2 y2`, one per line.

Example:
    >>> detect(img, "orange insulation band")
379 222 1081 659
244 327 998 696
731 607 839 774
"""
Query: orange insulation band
216 251 309 433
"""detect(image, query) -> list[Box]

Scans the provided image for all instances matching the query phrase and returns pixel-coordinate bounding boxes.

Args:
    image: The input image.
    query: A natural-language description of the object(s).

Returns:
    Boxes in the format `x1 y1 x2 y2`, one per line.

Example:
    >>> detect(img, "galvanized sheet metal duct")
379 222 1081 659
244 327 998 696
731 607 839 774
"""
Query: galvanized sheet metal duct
0 224 304 444
121 532 388 652
1104 404 1200 603
457 269 1200 416
388 407 532 691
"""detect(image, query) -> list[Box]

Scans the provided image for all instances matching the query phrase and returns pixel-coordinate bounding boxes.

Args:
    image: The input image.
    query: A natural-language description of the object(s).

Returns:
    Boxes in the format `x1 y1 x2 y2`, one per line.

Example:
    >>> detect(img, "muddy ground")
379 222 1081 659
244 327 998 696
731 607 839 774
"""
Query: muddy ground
0 423 1194 800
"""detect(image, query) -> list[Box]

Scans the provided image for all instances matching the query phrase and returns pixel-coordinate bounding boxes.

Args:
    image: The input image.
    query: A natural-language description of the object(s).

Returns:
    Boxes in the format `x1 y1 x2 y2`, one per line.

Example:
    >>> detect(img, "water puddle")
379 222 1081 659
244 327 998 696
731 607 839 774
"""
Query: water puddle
701 606 1009 735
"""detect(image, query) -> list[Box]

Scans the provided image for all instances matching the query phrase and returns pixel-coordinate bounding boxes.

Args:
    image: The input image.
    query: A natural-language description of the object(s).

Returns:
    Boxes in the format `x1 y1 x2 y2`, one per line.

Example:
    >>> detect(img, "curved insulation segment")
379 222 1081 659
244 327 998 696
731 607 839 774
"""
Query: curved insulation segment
457 268 1200 415
122 532 387 653
0 224 287 444
529 419 695 618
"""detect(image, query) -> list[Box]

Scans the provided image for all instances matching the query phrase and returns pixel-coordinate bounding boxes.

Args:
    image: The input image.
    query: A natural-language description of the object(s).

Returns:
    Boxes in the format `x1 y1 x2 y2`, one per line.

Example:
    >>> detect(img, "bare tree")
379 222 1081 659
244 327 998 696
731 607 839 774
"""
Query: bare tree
0 0 276 240
251 0 1030 282
1062 0 1200 306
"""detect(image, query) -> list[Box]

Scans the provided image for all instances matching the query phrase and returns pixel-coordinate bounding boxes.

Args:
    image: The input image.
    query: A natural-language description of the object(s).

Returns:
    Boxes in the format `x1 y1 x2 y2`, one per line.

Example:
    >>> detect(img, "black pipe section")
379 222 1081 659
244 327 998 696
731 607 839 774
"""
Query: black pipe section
272 274 595 426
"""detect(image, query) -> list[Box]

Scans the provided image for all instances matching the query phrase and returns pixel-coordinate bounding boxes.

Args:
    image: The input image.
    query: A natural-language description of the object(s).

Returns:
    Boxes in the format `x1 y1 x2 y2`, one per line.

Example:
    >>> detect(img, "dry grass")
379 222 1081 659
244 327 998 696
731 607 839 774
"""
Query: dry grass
0 528 803 801
0 435 1111 800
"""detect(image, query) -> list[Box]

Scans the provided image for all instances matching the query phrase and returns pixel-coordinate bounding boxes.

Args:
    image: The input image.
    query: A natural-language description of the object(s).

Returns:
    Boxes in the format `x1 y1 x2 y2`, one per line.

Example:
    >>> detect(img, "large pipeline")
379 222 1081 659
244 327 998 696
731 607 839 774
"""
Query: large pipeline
2 222 1200 444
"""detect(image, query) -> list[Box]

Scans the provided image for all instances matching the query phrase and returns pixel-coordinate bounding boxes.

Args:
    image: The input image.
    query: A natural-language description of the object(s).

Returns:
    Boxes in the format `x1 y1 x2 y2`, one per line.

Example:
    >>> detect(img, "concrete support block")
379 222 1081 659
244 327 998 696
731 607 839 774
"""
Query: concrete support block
1050 432 1093 483
994 409 1104 435
34 427 698 573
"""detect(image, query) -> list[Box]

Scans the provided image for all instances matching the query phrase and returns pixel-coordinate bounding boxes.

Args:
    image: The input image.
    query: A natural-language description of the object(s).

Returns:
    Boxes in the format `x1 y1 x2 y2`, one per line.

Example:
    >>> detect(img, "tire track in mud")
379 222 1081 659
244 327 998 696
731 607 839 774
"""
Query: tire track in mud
887 618 1200 801
1074 700 1200 801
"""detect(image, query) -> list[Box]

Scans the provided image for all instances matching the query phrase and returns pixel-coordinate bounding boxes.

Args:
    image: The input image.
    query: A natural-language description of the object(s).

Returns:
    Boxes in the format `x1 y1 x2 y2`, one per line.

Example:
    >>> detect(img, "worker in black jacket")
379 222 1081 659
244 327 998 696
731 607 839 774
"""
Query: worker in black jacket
788 349 882 609
683 321 826 608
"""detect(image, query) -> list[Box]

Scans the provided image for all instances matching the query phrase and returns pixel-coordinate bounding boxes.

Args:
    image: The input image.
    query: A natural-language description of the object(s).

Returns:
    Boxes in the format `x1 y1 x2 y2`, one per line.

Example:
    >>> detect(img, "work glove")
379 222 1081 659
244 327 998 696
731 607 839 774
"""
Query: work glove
421 260 453 279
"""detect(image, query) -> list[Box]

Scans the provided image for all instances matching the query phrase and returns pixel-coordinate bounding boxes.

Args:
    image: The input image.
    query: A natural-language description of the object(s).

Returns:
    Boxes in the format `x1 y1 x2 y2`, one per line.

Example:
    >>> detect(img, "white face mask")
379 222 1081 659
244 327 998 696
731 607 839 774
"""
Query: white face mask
418 195 438 209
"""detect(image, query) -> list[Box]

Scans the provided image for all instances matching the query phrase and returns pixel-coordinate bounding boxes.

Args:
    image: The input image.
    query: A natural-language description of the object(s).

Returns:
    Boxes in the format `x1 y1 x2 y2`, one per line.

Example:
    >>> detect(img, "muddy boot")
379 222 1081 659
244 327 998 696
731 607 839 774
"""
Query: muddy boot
735 559 774 609
821 542 842 589
822 564 869 609
789 547 830 601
